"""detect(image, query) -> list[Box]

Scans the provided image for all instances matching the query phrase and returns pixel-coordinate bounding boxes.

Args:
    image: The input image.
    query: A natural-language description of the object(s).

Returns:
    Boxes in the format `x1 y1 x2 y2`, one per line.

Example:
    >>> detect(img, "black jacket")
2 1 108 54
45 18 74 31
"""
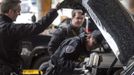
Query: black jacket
48 24 85 55
50 34 90 75
0 9 58 69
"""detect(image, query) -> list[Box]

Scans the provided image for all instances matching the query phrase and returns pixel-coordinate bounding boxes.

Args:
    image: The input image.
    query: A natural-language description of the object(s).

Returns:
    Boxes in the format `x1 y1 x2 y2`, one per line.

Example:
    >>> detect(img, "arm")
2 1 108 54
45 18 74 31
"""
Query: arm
10 9 58 38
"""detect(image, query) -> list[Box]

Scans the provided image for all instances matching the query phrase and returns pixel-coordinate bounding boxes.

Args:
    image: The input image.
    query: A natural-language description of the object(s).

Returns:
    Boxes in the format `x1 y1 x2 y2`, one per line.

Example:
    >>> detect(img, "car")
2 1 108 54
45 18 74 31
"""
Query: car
80 0 134 74
19 0 134 74
48 0 134 75
21 34 51 70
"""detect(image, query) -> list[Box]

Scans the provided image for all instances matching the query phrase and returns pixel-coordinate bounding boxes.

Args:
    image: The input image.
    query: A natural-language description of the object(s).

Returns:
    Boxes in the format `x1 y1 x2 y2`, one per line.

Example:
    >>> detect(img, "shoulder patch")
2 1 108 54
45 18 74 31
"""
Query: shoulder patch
65 45 75 53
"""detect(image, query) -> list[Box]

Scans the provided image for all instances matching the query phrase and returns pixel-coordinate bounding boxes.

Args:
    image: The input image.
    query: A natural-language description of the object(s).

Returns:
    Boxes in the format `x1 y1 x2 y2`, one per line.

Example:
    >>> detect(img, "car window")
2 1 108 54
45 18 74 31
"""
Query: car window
21 3 30 13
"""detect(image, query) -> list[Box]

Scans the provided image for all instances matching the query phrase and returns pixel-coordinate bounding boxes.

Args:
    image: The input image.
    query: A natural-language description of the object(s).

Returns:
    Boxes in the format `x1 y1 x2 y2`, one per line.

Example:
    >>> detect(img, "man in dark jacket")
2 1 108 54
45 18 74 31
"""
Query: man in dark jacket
45 30 103 75
0 0 62 74
48 9 86 55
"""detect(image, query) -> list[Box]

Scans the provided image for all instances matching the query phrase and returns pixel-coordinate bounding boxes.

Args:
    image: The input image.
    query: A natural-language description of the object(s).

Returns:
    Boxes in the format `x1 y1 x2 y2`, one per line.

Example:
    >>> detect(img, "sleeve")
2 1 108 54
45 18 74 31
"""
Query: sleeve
48 28 67 55
10 9 58 38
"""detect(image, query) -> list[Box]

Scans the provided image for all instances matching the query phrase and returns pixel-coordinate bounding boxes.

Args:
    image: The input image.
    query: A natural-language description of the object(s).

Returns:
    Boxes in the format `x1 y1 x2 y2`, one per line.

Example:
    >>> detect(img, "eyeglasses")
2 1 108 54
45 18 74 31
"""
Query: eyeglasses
12 8 21 14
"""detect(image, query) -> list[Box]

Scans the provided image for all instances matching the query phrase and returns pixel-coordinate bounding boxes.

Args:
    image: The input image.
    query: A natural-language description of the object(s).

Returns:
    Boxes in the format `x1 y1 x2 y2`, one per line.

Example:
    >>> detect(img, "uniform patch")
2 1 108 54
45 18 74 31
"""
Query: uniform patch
65 46 75 53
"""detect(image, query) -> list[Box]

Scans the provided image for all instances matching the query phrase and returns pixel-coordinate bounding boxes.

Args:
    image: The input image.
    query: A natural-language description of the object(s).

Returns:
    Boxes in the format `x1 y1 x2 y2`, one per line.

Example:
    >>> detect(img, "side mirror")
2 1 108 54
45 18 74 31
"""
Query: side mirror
31 14 36 23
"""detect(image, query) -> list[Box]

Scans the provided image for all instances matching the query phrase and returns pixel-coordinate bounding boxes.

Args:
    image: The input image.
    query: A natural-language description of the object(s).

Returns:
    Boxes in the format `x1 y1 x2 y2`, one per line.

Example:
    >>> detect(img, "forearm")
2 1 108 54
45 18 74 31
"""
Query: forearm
12 9 58 38
37 9 58 29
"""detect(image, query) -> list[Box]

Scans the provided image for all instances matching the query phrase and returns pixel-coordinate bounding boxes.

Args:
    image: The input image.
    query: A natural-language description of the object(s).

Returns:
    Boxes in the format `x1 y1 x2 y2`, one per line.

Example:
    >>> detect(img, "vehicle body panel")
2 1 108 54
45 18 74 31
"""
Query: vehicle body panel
21 35 51 69
82 0 134 66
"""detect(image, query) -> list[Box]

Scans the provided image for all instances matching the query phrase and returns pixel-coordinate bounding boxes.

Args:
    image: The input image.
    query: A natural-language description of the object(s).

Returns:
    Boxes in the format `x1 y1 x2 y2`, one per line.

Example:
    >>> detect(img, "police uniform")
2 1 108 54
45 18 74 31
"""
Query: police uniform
47 33 90 75
48 24 85 55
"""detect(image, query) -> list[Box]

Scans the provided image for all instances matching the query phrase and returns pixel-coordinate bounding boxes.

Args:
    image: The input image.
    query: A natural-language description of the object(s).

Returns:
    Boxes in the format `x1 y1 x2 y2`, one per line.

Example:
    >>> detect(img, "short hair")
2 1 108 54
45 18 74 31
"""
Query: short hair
1 0 21 14
72 9 85 18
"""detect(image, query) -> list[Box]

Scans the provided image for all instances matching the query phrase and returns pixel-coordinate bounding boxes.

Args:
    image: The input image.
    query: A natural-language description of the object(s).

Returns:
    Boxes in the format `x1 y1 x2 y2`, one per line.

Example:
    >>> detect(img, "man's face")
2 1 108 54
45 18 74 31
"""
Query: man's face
86 35 97 50
71 12 85 28
9 3 21 21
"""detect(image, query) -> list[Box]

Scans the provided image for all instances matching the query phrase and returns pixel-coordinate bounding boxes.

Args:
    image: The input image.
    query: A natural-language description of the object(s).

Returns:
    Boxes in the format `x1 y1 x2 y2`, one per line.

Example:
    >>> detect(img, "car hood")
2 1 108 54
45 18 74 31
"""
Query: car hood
81 0 134 66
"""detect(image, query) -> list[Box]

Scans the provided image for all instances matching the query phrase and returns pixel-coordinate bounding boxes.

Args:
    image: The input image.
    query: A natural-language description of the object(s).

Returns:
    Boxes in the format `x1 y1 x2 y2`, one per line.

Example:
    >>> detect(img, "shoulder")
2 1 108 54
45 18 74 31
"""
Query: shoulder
64 36 80 47
55 25 69 33
53 27 65 34
64 45 75 53
64 37 80 53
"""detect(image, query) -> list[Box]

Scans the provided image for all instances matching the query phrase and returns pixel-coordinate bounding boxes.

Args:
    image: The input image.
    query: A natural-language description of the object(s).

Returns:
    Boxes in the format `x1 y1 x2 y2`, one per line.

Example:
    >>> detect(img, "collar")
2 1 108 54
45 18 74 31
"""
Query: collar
70 24 81 31
0 14 13 23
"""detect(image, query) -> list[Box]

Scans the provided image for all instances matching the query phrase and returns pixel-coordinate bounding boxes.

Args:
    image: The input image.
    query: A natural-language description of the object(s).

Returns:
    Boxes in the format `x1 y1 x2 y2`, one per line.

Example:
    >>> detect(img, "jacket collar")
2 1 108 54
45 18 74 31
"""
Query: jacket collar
0 14 13 23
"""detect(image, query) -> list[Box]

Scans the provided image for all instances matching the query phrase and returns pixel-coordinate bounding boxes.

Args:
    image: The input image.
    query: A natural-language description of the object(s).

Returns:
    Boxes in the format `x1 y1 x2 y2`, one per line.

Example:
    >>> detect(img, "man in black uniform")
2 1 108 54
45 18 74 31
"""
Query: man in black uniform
48 9 86 55
0 0 62 74
46 30 103 75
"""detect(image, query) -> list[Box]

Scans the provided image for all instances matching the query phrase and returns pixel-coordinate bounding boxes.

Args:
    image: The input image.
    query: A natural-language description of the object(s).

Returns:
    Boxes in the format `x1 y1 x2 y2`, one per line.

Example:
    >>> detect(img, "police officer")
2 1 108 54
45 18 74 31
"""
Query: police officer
46 30 103 75
48 9 86 55
0 0 62 74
